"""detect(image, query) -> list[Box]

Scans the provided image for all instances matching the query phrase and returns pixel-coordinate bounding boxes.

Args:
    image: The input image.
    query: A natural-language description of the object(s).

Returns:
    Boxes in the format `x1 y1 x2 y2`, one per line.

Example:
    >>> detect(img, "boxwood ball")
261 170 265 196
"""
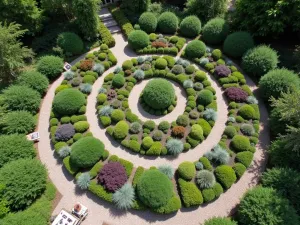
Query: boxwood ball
143 79 175 110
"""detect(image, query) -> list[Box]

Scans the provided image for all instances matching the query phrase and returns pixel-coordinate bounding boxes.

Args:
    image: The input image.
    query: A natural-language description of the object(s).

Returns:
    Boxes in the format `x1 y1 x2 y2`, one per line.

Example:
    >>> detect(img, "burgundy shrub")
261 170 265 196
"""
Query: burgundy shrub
214 65 231 77
225 87 248 102
55 124 75 141
97 162 127 192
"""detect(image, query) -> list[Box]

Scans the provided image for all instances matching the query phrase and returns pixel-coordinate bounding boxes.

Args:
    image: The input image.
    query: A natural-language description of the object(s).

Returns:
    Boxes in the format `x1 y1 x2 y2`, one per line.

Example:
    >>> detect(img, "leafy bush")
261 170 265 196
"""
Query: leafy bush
176 115 189 127
57 32 83 55
196 170 216 189
214 65 231 77
111 109 125 122
215 165 237 189
70 137 104 169
233 163 246 179
128 30 149 50
185 40 206 59
203 108 217 121
37 55 64 79
178 178 203 207
3 85 41 114
180 16 201 38
238 104 256 120
137 169 173 208
112 74 125 88
133 69 145 80
158 165 174 179
172 65 185 74
155 58 168 69
53 89 86 116
202 188 216 202
158 121 170 132
76 172 91 190
242 45 279 78
198 119 212 137
153 130 163 141
259 69 300 100
130 122 142 134
113 121 129 139
0 134 36 168
224 126 237 138
142 136 154 150
172 126 185 138
238 187 299 225
98 22 116 48
197 89 213 106
152 195 181 214
143 79 175 110
0 159 47 211
189 124 203 141
178 161 196 180
17 70 49 95
138 12 157 33
99 105 113 117
204 217 237 225
74 121 89 133
166 139 184 155
235 151 253 168
223 32 254 58
240 124 255 136
202 18 229 44
157 12 178 34
55 124 75 141
113 183 135 210
98 162 128 192
230 135 250 152
58 146 71 158
225 87 248 102
204 145 230 165
0 111 35 134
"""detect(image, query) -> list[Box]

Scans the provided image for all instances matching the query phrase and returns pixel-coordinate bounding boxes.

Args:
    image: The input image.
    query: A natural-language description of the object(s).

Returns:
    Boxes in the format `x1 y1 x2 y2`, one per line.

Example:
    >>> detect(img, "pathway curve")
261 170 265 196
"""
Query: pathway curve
37 33 269 225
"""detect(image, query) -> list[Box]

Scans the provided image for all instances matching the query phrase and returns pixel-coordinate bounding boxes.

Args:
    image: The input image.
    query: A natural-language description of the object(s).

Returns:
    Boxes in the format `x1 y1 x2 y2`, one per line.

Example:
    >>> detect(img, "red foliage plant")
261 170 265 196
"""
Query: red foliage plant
151 41 168 48
79 60 93 71
172 126 186 138
214 65 231 77
225 87 248 102
97 162 127 192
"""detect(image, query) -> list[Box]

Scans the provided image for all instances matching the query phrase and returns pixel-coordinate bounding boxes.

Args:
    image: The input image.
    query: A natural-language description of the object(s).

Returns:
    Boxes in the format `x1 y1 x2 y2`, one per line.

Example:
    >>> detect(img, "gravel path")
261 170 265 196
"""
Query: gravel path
37 33 269 225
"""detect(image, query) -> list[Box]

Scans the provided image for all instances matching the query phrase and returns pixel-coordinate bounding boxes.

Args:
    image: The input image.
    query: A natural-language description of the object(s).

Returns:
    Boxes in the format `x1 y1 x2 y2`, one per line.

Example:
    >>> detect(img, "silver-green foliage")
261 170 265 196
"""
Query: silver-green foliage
99 105 113 116
58 146 71 158
204 145 229 165
80 83 92 94
130 122 142 134
196 170 216 189
93 63 105 75
166 139 184 155
240 124 255 136
114 66 122 74
76 172 91 190
203 108 217 121
133 69 145 80
158 165 174 179
183 79 193 89
63 71 75 80
112 183 135 210
247 96 258 104
98 87 107 94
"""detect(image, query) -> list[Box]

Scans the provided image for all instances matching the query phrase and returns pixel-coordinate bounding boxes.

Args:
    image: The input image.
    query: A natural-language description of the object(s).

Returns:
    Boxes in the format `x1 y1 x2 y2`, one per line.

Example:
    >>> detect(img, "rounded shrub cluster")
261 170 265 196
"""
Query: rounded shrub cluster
224 87 248 102
57 32 83 55
70 137 104 169
0 111 36 134
223 32 254 58
197 89 214 106
138 12 157 33
202 18 229 44
242 45 279 78
179 15 201 38
214 65 231 77
112 74 125 88
157 12 179 34
55 124 75 141
98 162 127 192
155 58 168 69
215 165 237 189
113 121 129 139
137 170 173 208
128 30 149 50
37 55 64 79
17 70 49 94
238 104 256 120
53 89 86 116
259 68 300 100
178 161 196 180
185 40 206 59
196 170 216 189
230 135 250 152
143 79 175 110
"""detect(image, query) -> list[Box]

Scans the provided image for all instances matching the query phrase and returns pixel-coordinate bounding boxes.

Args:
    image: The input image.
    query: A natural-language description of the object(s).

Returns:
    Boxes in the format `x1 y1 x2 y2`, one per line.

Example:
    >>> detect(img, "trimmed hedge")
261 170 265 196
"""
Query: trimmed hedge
98 21 116 47
204 217 237 225
57 32 83 55
185 40 206 59
180 16 201 38
235 151 254 168
230 135 251 152
113 121 129 139
215 165 237 189
197 89 213 106
157 12 179 34
223 32 254 58
202 18 229 44
178 178 203 207
37 55 64 79
138 12 157 33
178 161 196 180
128 30 149 50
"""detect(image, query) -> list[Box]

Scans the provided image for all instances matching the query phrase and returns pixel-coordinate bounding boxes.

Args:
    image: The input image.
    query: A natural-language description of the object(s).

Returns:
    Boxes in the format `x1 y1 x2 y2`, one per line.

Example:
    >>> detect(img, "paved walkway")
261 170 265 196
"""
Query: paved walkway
37 33 269 225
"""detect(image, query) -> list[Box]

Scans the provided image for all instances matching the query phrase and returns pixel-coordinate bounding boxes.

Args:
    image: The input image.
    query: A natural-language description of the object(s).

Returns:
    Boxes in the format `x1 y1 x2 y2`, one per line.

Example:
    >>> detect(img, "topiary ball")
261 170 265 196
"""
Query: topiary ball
230 135 251 152
143 79 175 110
242 45 279 78
53 89 86 116
137 169 173 208
259 69 300 101
185 40 206 59
215 165 237 189
223 32 254 58
180 15 201 38
178 161 196 180
197 90 214 106
37 55 64 79
112 74 125 88
70 137 104 169
155 58 168 69
57 32 84 55
138 12 157 33
202 18 229 44
17 70 49 95
128 30 149 50
157 12 179 34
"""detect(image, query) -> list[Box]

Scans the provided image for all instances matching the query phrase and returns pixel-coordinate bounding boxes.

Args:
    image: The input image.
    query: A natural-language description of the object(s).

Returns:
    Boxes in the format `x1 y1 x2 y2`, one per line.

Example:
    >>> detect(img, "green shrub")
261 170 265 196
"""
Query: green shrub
3 85 41 114
74 121 89 133
238 187 299 225
137 170 173 208
176 115 189 127
178 161 196 180
230 135 251 152
98 22 116 47
146 142 162 155
158 121 170 132
0 111 35 134
143 79 175 110
155 58 168 69
89 162 104 178
240 124 255 136
113 121 129 139
215 165 237 189
89 180 112 202
197 89 213 106
97 93 107 104
238 104 256 120
213 182 224 197
197 119 212 137
199 157 213 171
142 136 154 150
204 217 237 225
189 124 203 141
259 69 300 100
112 74 125 88
111 109 125 122
122 60 133 70
202 188 216 202
185 40 206 59
242 45 279 78
157 12 178 34
158 165 174 179
178 178 203 207
128 30 149 50
138 12 157 33
0 159 47 211
37 55 64 79
53 89 86 116
233 163 246 179
132 166 145 188
70 137 104 169
202 18 229 44
235 151 253 168
224 126 237 138
180 16 201 38
57 32 83 55
17 70 49 95
223 32 254 58
152 195 181 214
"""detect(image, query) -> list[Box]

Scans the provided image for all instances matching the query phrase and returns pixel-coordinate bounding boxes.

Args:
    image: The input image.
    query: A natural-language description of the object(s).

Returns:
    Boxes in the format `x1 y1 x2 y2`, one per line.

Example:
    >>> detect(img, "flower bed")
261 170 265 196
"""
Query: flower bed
96 55 217 156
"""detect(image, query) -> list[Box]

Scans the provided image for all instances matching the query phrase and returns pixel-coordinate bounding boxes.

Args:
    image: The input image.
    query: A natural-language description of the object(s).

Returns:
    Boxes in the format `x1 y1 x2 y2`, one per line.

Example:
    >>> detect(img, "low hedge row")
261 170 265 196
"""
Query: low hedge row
98 22 116 48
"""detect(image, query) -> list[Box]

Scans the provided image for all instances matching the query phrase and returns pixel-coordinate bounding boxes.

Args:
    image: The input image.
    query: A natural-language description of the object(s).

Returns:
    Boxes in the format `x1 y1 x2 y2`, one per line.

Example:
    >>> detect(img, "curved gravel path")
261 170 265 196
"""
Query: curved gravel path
37 33 269 225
